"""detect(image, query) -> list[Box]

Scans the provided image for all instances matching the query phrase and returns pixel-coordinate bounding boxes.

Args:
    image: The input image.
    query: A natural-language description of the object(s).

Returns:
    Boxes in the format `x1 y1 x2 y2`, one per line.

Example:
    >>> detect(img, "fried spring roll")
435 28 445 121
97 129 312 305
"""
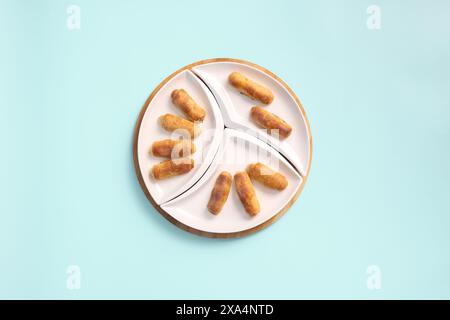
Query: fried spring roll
228 72 274 104
151 139 196 158
207 171 232 215
171 89 206 121
234 171 260 216
151 158 194 180
250 106 292 139
247 163 288 191
159 113 200 138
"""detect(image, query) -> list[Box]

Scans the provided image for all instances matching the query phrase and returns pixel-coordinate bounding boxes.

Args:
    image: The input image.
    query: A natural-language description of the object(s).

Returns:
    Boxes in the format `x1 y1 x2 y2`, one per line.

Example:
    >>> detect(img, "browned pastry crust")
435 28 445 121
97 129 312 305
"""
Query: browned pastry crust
228 72 274 105
234 171 260 216
151 139 196 158
159 113 200 138
171 89 206 121
247 162 288 190
151 158 194 180
250 106 292 139
207 171 232 215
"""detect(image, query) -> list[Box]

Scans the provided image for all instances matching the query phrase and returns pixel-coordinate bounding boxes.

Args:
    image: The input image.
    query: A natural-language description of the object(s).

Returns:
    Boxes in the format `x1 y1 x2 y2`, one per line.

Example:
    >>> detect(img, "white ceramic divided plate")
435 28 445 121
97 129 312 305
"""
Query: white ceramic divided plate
192 61 309 176
136 69 223 205
134 59 312 238
161 129 302 234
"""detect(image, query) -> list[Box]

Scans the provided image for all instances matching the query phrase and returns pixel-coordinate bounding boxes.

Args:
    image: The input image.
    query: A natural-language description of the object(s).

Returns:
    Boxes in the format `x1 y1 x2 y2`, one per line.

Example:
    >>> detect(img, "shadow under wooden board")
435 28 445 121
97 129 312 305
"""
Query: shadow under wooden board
133 58 313 238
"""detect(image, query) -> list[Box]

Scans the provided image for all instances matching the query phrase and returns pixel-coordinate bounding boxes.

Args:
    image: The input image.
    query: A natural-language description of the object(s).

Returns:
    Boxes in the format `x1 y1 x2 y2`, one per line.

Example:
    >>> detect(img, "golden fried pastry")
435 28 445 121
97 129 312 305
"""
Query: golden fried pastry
250 106 292 139
151 139 196 158
159 113 200 138
247 162 288 191
151 158 194 180
228 72 274 104
207 171 232 215
234 171 260 216
171 89 206 122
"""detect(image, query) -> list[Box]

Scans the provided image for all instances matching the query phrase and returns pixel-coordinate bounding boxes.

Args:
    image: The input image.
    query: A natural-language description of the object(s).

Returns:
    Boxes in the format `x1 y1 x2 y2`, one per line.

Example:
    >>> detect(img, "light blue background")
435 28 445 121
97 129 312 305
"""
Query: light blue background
1 0 449 299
